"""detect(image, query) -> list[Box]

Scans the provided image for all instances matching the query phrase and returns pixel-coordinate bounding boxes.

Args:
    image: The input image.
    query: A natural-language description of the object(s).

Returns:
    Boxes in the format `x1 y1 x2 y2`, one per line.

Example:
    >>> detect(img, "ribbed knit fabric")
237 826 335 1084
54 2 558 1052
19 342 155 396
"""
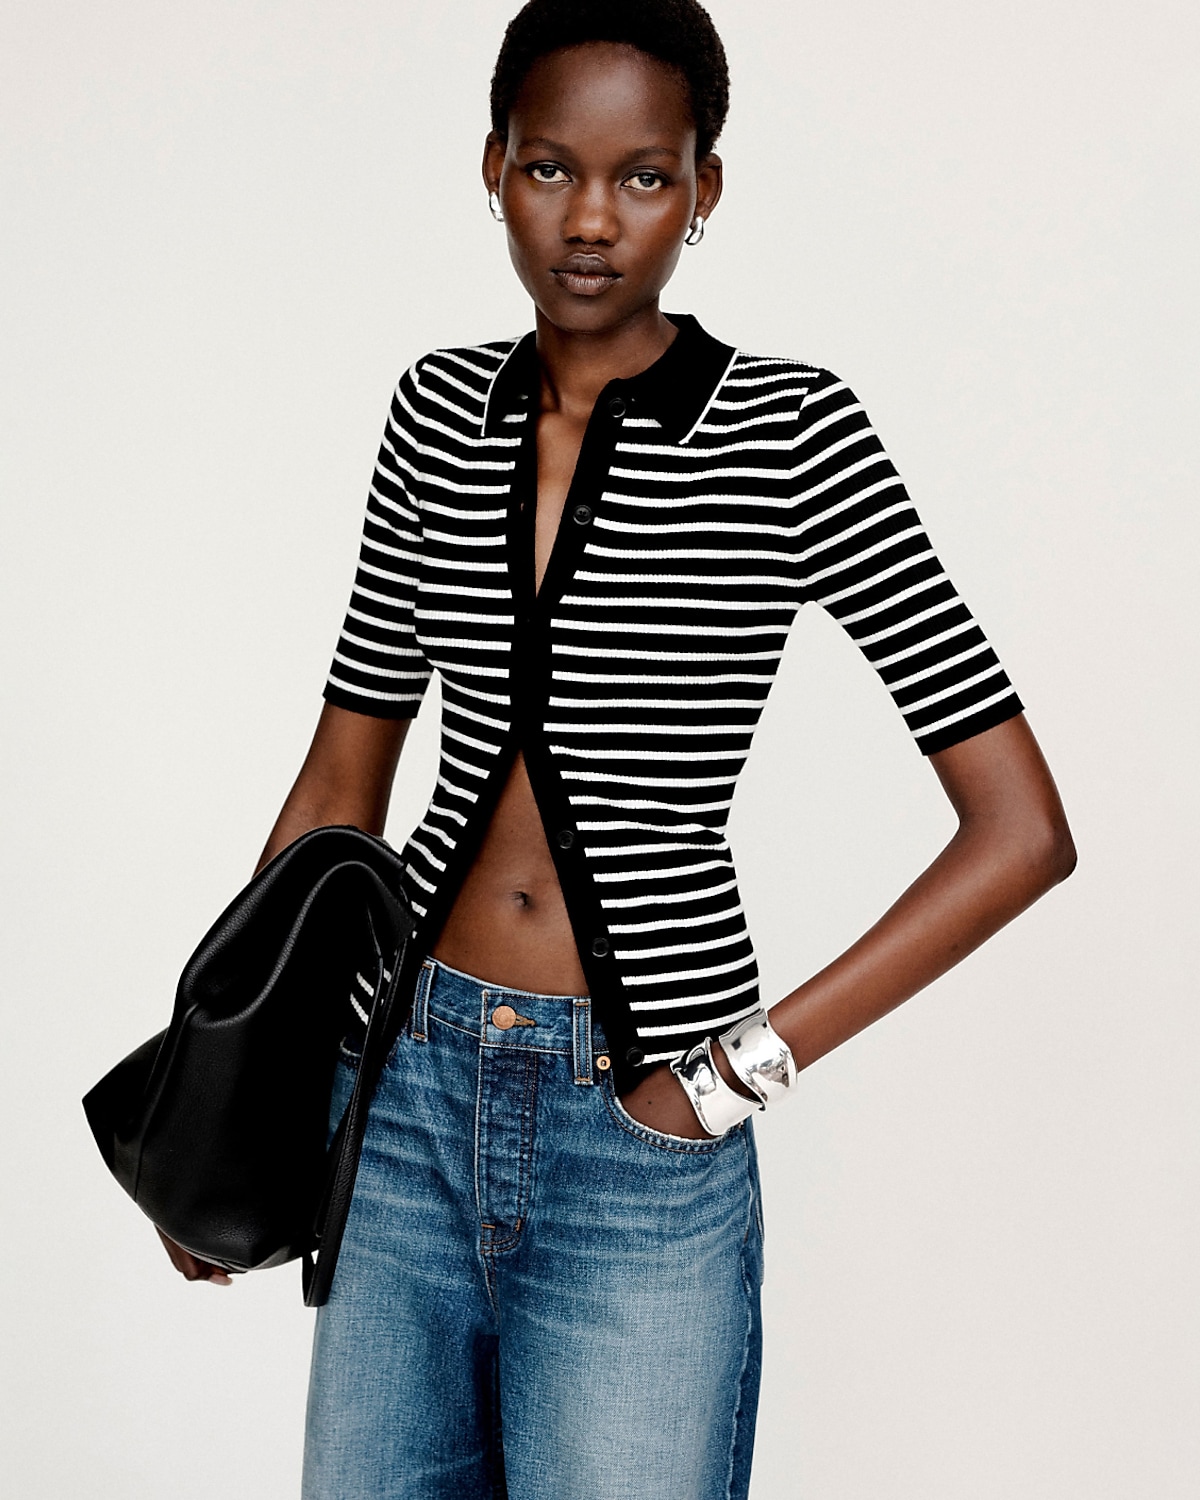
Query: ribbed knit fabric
324 315 1022 1088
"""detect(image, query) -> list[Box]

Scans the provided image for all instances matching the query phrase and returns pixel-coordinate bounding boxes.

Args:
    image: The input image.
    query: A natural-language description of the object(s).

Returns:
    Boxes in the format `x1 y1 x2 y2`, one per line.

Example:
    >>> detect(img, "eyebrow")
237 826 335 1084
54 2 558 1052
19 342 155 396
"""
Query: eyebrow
517 136 682 162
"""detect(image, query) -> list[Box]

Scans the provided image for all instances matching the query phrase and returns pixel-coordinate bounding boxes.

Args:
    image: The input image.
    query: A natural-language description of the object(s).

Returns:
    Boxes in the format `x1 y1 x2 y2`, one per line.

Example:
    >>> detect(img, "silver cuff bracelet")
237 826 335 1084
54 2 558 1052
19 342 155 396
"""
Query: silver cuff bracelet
670 1008 798 1137
670 1035 762 1137
718 1008 797 1106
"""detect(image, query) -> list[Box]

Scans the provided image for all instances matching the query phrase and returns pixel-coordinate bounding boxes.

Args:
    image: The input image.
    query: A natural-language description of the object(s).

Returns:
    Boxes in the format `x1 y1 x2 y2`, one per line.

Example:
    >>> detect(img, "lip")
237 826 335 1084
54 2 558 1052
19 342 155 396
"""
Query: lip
551 253 622 297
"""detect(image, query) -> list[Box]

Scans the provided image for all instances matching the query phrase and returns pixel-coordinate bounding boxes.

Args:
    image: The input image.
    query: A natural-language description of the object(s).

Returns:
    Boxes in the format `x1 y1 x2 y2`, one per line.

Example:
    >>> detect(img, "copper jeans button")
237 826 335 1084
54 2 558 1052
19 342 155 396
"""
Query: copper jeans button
491 1004 517 1030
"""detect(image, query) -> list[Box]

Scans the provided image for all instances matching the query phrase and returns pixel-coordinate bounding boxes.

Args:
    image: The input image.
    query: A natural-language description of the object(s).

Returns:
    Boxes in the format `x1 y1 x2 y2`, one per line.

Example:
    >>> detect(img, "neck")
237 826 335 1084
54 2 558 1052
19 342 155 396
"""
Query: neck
533 303 678 421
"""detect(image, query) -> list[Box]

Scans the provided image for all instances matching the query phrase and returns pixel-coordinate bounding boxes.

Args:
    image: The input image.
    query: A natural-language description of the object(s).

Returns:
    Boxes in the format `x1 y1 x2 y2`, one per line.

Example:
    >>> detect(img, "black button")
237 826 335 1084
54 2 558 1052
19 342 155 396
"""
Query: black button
591 936 610 957
557 828 575 849
572 503 593 526
607 396 627 419
625 1046 645 1067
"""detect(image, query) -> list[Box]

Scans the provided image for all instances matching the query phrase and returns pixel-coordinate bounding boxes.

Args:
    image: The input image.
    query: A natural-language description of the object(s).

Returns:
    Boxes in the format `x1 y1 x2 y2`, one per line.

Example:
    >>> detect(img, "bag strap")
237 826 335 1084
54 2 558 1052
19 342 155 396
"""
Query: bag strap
303 868 413 1307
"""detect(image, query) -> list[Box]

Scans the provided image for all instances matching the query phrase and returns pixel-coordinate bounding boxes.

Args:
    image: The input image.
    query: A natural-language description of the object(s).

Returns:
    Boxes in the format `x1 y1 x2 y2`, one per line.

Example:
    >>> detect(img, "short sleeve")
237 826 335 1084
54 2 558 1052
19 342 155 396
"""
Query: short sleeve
322 363 434 719
792 372 1022 754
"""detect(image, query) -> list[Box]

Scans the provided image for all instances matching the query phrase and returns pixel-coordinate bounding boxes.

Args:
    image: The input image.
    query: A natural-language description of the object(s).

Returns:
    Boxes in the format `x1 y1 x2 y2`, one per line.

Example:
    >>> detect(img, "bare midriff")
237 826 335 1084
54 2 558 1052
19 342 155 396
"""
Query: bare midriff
430 397 590 997
430 749 589 995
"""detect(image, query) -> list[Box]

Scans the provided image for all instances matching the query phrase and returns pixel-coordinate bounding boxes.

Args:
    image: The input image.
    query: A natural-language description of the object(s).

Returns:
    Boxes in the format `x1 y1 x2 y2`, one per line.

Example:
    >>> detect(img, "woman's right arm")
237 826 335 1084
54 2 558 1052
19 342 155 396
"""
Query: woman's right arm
254 704 412 873
158 703 412 1284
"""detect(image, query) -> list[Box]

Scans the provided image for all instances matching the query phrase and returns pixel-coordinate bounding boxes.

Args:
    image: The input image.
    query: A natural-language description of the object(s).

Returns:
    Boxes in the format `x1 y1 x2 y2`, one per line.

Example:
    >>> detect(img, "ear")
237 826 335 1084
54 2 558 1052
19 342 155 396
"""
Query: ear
694 152 724 223
482 131 507 197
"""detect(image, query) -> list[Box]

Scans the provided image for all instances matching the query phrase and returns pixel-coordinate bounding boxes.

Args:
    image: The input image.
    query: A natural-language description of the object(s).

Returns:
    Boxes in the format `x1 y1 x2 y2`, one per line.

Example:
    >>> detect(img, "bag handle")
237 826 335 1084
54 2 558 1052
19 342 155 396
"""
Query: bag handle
303 869 413 1307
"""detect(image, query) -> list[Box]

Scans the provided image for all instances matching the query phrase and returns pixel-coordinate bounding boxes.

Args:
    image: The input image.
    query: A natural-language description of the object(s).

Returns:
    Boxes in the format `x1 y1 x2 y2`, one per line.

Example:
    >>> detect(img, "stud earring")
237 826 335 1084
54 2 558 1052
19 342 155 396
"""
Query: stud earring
684 215 705 246
488 191 504 223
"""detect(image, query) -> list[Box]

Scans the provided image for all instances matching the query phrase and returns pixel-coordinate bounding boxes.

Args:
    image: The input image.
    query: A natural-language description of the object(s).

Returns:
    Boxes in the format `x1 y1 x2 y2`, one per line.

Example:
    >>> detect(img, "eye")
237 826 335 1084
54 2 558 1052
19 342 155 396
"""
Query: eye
623 170 668 192
526 162 569 184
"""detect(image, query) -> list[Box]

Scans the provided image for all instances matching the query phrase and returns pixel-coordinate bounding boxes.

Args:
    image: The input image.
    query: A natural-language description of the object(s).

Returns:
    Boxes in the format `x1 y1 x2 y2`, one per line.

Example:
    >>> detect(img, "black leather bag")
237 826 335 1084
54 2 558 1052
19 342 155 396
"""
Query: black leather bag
82 825 416 1307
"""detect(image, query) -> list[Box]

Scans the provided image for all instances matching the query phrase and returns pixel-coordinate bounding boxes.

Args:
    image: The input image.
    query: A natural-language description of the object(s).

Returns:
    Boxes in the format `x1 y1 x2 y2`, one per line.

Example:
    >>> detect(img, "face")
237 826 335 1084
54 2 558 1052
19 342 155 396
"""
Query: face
483 43 722 334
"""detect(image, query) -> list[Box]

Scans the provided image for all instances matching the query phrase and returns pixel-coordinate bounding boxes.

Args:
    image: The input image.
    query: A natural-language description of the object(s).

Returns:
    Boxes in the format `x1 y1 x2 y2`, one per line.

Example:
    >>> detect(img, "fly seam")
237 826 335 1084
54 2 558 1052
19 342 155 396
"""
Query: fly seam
573 996 593 1084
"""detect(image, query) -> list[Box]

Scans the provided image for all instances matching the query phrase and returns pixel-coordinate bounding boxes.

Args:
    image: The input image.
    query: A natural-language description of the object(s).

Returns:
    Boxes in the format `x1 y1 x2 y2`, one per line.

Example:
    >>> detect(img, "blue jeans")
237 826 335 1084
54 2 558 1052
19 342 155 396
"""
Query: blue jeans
302 959 764 1500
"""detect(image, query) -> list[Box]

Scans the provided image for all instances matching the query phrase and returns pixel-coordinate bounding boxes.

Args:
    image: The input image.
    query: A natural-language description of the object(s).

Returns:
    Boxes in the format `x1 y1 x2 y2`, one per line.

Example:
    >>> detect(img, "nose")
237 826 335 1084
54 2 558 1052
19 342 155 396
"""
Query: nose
562 179 618 246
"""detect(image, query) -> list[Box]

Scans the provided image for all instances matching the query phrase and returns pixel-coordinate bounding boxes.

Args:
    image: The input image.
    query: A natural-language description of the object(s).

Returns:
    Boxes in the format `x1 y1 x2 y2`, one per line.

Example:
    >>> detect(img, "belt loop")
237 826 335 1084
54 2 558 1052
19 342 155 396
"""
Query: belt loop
411 960 434 1043
572 997 593 1085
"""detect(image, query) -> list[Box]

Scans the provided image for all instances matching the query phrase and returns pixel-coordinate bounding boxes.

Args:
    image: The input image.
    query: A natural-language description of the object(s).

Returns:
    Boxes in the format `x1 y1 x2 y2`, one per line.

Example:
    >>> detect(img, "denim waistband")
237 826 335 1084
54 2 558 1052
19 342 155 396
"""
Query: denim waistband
414 958 607 1087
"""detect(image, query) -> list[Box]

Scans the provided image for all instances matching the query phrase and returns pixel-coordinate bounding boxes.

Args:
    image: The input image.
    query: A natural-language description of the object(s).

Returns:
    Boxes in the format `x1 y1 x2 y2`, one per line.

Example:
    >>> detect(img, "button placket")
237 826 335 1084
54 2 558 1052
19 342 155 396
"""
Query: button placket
494 374 636 1087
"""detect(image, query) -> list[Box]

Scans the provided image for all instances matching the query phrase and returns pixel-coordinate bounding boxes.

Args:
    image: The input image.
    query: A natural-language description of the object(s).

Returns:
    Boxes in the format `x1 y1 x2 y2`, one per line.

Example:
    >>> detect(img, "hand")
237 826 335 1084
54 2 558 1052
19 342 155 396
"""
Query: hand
156 1227 233 1286
617 1049 758 1140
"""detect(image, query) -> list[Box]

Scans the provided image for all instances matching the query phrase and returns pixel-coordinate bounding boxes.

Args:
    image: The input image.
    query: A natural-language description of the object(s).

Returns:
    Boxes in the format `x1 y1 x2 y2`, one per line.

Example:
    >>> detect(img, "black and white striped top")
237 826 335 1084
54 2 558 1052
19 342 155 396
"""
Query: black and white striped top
324 314 1022 1090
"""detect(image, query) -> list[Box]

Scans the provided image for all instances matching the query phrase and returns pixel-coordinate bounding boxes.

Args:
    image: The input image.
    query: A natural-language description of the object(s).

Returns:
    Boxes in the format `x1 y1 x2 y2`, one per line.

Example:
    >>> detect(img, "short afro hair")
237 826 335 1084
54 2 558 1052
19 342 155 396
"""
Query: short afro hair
490 0 730 159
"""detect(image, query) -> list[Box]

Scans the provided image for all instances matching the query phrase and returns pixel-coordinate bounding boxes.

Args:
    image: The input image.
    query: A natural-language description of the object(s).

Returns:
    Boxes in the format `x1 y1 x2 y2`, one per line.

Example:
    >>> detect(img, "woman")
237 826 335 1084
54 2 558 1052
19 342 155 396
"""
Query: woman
159 2 1075 1495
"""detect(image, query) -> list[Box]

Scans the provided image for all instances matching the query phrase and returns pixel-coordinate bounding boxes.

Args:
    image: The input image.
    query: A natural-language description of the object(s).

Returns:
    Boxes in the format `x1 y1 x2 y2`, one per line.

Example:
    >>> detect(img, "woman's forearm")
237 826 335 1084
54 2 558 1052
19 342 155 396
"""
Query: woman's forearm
768 716 1076 1072
768 810 1074 1071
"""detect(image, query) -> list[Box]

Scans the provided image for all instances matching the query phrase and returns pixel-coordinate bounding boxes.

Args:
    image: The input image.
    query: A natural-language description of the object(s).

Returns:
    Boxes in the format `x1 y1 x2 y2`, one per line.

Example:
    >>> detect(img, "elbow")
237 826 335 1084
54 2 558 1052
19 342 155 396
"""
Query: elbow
1027 811 1078 891
1047 820 1078 886
965 805 1077 899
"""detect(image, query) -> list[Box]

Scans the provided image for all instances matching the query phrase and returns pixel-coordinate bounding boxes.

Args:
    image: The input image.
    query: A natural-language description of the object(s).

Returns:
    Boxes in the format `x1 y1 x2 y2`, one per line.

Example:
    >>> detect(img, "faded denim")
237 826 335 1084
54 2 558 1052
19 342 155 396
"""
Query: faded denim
302 958 764 1500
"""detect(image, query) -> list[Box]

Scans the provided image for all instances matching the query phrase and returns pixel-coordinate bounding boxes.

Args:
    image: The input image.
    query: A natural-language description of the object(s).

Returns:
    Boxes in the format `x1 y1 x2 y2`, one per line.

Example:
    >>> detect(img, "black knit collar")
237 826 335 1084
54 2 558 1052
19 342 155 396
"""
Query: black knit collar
482 313 737 444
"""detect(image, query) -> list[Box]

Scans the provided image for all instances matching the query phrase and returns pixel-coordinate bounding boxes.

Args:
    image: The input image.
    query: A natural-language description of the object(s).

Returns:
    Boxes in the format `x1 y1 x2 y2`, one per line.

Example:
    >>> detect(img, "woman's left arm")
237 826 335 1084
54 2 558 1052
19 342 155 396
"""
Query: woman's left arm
768 712 1075 1072
620 714 1074 1136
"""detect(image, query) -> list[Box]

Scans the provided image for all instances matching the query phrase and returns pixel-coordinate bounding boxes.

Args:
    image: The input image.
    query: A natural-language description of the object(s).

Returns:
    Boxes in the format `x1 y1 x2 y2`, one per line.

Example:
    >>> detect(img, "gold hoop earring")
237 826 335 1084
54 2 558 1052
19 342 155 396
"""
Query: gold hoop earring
488 191 504 223
684 215 705 246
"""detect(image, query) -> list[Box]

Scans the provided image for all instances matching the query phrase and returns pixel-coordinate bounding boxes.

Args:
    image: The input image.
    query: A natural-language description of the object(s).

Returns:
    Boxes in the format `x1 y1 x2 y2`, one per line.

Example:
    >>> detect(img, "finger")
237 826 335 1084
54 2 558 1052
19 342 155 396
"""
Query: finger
182 1255 233 1284
156 1228 233 1285
182 1257 234 1285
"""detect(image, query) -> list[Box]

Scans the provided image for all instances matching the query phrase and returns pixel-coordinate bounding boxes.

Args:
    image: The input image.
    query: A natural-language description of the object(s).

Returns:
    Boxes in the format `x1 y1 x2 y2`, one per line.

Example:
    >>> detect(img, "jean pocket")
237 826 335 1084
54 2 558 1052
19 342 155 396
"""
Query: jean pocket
600 1073 732 1155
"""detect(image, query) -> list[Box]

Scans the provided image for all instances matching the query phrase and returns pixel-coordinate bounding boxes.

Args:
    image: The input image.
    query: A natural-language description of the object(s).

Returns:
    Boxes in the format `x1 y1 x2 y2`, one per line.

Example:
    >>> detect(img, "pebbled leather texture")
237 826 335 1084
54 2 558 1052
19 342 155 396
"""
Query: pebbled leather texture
82 826 416 1306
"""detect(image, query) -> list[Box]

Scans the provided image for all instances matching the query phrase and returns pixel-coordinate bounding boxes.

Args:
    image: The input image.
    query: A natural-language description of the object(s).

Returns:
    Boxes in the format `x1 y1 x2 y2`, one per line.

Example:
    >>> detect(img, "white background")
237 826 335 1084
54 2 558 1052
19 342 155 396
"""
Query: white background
2 2 1197 1494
